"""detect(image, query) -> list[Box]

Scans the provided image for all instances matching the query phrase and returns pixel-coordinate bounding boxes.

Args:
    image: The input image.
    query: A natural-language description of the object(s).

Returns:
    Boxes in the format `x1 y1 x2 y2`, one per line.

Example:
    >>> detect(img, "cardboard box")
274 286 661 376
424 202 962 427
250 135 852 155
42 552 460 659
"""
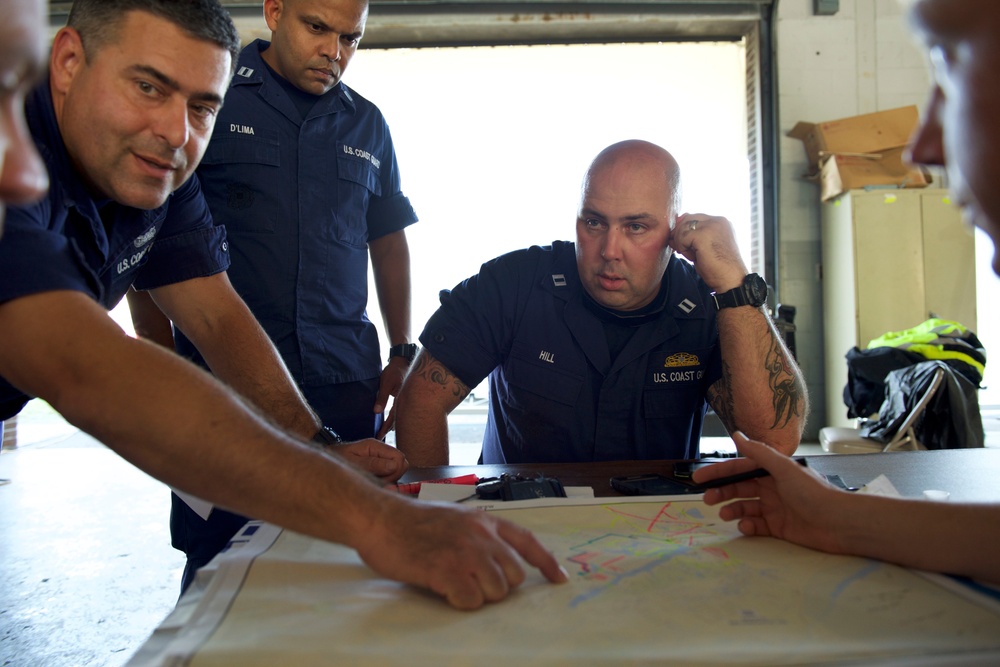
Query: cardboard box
788 106 928 201
818 147 928 202
788 106 919 169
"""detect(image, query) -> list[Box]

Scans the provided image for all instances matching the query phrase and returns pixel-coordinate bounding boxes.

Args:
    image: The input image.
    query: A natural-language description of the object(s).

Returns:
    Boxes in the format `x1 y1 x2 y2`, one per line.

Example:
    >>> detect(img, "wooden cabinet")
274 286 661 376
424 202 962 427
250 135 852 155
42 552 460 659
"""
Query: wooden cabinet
821 188 976 427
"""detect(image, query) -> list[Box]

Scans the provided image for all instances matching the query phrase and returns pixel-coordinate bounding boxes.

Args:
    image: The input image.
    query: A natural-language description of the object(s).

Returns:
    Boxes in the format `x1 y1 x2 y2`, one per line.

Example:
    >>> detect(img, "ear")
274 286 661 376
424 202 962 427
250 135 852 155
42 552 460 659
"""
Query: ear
49 27 87 99
262 0 283 33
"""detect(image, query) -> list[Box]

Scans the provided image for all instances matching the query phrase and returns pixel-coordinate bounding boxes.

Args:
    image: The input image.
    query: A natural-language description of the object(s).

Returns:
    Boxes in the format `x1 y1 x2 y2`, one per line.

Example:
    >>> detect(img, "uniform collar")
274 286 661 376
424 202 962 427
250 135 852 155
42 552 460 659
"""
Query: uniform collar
537 242 711 375
661 255 711 321
233 40 356 115
541 242 709 322
538 240 584 301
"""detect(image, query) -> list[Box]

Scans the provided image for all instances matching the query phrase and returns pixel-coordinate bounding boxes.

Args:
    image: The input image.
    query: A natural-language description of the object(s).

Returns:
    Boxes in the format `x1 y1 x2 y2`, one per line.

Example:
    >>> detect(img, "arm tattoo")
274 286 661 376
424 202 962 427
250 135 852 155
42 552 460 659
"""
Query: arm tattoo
707 363 736 434
708 335 805 432
766 337 805 429
413 353 470 400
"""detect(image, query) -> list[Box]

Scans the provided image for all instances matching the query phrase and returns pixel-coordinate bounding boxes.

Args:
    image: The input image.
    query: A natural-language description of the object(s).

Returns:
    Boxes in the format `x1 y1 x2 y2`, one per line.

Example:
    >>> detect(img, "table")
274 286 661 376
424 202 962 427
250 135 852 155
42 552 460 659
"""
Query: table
400 448 1000 502
129 448 1000 667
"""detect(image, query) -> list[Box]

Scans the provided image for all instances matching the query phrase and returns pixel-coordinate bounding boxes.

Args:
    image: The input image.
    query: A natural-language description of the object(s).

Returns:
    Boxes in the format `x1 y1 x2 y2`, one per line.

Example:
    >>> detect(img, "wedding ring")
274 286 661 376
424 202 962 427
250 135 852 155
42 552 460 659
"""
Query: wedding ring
689 219 698 231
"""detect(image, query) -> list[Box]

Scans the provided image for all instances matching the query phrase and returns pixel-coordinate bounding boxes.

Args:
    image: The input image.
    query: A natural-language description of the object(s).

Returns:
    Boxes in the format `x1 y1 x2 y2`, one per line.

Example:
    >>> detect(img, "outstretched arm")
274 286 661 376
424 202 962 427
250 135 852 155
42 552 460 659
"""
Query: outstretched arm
148 272 322 439
140 273 405 480
394 348 470 466
0 290 565 608
695 432 1000 584
670 213 807 454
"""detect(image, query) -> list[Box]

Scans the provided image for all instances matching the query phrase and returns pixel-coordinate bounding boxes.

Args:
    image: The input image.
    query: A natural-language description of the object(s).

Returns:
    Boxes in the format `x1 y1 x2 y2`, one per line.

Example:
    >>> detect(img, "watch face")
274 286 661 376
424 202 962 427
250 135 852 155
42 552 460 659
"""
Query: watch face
745 273 768 306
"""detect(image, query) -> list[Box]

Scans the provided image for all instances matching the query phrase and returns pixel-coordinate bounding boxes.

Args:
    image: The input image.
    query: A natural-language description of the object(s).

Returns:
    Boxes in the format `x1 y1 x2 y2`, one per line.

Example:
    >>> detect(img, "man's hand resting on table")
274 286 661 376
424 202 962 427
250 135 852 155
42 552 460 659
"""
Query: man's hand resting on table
354 494 569 610
331 439 409 483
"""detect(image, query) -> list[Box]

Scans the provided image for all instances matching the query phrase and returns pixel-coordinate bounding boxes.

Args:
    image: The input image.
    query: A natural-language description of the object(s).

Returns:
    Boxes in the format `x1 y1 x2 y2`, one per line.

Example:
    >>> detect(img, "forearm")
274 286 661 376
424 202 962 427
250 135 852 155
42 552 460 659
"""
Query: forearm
370 231 412 345
830 494 1000 584
189 305 320 436
151 277 321 439
711 307 808 454
394 396 450 466
702 435 1000 585
0 292 384 546
394 351 468 466
125 287 175 349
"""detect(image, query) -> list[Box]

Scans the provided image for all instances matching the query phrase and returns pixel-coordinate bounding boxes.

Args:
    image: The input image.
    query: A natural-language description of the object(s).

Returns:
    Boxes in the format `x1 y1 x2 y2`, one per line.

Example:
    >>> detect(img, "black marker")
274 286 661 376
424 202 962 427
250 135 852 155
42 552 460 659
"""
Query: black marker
696 457 808 489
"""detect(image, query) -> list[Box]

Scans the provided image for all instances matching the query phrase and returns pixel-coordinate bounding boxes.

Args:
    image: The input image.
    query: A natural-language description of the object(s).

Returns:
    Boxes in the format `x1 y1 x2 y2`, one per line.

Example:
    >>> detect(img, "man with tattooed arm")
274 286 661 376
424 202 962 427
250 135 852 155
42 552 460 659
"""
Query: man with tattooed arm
395 140 807 466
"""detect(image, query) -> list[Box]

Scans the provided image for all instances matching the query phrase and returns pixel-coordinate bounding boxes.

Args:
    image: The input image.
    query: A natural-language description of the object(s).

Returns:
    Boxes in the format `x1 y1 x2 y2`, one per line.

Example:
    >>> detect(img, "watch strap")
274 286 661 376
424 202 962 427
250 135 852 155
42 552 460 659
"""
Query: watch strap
712 287 750 310
310 425 343 451
711 274 767 310
388 343 418 363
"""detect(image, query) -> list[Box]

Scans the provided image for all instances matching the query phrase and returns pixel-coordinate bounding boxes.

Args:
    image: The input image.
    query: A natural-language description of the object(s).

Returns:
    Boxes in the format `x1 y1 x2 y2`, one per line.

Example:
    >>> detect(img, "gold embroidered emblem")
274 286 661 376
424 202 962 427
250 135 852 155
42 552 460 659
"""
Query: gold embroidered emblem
664 352 699 368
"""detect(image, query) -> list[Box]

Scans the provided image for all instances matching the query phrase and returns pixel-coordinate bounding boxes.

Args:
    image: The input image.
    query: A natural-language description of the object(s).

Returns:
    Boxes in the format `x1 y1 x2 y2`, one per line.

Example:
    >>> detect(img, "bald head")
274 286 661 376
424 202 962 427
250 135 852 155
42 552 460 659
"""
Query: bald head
575 140 681 311
582 140 682 222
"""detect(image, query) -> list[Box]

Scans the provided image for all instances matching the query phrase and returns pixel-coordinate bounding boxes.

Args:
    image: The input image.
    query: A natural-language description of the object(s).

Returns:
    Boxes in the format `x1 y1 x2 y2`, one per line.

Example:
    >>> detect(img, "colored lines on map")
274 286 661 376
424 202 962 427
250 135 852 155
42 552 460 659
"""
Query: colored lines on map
565 502 730 607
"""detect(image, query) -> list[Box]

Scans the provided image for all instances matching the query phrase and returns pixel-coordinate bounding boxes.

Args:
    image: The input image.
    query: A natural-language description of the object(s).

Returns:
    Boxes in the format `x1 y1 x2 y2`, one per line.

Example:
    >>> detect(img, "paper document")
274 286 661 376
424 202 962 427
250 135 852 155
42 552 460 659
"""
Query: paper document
172 488 213 521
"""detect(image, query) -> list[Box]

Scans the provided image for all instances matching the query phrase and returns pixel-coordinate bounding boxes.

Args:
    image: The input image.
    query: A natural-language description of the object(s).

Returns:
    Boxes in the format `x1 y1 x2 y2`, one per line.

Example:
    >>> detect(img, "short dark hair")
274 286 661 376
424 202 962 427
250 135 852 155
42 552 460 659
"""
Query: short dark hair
67 0 240 73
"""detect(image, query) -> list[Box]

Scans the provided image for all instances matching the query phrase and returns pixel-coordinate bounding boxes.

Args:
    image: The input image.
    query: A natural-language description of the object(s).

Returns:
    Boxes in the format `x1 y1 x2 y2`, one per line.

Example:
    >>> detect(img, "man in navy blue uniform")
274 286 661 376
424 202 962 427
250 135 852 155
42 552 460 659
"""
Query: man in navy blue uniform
0 0 566 611
179 0 417 441
395 140 808 465
137 0 421 591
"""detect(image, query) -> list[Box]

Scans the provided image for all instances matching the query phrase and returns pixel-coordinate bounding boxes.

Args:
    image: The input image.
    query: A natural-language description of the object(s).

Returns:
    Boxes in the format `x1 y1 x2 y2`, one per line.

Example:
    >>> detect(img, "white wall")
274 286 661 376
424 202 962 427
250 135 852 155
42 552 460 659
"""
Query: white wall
775 0 932 438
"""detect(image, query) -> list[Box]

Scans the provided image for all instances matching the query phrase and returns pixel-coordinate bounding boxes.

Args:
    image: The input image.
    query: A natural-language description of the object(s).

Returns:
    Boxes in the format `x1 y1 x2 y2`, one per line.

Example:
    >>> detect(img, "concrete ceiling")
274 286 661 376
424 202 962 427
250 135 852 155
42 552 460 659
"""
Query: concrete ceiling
49 1 767 47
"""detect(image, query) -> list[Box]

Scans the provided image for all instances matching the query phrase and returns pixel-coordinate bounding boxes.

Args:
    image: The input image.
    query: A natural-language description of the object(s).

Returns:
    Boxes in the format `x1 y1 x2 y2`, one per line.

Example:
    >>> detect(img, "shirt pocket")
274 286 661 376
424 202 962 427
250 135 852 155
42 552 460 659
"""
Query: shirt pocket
505 351 583 408
335 145 382 247
642 385 705 420
198 136 281 234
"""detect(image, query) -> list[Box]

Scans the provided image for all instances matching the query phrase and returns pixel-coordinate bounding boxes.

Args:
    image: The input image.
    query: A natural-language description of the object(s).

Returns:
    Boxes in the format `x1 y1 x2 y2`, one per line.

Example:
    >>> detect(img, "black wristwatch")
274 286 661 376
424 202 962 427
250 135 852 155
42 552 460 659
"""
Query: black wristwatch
311 425 343 449
388 343 418 363
711 273 768 310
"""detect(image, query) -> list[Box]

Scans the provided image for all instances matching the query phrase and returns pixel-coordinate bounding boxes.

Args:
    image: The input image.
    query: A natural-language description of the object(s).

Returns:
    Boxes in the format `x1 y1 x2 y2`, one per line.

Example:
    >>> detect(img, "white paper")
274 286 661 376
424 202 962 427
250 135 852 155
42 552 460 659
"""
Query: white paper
172 488 214 520
857 474 902 497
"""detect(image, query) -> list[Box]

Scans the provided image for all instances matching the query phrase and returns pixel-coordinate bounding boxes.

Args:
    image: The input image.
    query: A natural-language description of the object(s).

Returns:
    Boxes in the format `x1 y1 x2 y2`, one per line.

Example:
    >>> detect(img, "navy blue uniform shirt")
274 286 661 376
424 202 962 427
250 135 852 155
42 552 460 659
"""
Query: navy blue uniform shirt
0 78 228 420
420 241 723 463
178 40 418 386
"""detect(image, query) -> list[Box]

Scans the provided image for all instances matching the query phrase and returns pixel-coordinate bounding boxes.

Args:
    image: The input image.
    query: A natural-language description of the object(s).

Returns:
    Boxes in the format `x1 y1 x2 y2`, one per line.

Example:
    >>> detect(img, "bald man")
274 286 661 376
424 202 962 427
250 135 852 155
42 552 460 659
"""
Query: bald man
395 140 807 466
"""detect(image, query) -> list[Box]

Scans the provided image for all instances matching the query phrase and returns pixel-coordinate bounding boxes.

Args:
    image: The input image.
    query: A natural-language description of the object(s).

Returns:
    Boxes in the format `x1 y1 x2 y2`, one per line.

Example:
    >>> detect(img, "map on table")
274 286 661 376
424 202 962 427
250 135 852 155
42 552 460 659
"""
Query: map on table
135 497 1000 666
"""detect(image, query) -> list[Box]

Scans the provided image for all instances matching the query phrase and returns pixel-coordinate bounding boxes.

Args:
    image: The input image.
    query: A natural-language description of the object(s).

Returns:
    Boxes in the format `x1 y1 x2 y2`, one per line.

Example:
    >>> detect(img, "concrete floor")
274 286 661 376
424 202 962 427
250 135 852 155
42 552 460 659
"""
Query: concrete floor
0 427 184 667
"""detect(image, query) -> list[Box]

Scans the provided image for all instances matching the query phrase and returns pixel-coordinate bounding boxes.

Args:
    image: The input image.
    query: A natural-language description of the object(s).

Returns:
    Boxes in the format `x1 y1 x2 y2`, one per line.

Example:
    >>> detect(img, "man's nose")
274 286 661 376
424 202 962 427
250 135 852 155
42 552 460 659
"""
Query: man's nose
322 36 342 63
601 227 623 259
153 99 191 151
907 87 945 168
0 104 49 208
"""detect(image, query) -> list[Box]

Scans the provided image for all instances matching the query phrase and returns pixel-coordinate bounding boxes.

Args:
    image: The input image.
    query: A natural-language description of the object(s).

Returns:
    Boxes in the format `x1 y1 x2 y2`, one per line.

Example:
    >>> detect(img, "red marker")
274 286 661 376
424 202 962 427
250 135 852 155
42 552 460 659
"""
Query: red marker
396 473 480 495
